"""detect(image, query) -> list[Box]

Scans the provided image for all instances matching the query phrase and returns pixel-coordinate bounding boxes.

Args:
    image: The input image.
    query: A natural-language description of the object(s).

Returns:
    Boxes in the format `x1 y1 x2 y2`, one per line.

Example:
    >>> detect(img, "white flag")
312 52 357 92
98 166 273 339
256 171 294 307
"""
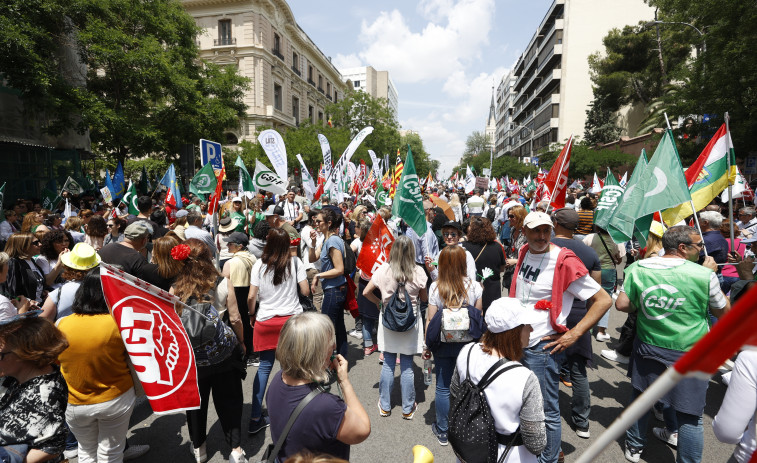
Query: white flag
368 150 382 179
465 165 475 194
257 129 288 181
296 154 316 200
324 126 374 191
589 172 602 194
252 159 287 195
721 166 753 201
619 171 628 187
318 134 332 177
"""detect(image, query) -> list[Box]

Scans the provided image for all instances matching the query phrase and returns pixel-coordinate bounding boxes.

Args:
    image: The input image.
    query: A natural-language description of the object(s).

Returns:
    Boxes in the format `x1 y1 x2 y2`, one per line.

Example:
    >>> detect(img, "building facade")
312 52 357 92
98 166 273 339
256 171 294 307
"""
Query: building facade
339 66 399 120
494 0 654 159
182 0 346 144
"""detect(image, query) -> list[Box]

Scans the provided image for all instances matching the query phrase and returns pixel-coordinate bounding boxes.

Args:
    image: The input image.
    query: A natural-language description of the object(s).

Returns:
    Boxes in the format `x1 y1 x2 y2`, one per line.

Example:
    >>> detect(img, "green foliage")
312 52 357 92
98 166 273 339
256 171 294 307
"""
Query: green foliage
584 92 622 145
0 0 250 165
326 90 400 160
453 131 493 173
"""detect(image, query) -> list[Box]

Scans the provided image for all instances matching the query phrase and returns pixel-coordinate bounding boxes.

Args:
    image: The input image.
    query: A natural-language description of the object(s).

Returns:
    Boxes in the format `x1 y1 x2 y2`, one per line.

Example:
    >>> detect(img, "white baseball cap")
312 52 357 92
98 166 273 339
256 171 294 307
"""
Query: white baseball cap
523 211 553 229
485 297 543 333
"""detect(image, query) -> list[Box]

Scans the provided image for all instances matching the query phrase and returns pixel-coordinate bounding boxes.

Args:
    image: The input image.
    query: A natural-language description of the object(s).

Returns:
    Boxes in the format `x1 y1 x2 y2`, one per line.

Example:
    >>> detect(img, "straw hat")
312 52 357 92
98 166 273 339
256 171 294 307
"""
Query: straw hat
60 243 101 271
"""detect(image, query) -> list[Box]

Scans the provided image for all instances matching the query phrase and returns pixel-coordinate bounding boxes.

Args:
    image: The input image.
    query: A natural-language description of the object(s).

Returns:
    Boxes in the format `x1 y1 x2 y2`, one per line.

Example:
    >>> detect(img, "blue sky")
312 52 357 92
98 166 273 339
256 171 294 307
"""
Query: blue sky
288 0 554 175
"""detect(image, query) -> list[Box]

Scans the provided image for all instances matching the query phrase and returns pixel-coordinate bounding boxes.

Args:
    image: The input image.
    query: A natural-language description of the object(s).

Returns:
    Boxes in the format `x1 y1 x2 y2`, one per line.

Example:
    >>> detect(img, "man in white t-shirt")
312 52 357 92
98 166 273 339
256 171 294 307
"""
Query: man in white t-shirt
508 211 612 463
465 189 485 217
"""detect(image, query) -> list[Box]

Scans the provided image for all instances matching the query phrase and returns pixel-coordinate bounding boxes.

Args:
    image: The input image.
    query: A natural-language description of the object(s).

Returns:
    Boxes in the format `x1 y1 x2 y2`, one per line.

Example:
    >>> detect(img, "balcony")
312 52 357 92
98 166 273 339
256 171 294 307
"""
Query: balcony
272 48 285 61
214 37 236 46
291 66 301 76
326 94 333 101
308 78 316 87
317 87 324 94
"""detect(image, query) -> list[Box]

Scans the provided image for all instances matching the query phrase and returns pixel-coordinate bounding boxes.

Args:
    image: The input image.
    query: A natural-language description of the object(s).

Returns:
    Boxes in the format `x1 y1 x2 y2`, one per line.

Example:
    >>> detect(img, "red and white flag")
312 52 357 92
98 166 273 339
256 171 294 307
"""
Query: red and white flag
100 263 201 415
543 135 573 209
589 172 603 194
356 215 394 279
206 166 226 216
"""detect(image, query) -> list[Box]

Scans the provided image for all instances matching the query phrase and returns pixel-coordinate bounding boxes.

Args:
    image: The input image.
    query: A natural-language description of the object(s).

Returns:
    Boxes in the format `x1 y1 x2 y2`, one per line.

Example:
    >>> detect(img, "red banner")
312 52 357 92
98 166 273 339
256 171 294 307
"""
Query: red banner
100 263 200 414
356 215 394 279
207 166 226 216
543 135 573 209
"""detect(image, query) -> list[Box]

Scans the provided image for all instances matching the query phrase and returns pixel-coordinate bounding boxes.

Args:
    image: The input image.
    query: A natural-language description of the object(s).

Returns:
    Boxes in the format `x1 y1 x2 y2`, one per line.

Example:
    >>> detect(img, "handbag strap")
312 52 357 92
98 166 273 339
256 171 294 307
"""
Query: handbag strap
596 233 620 288
497 426 522 463
474 243 488 263
267 387 322 463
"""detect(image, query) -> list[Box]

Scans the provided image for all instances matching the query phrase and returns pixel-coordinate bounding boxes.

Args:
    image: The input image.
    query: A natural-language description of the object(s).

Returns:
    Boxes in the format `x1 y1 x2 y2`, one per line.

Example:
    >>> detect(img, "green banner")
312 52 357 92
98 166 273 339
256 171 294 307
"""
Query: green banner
189 162 217 200
392 146 427 236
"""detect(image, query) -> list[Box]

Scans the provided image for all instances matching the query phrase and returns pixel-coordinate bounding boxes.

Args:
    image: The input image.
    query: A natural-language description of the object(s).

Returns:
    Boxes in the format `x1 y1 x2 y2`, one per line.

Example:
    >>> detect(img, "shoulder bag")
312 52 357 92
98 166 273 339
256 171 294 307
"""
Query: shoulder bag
293 259 316 312
256 387 322 463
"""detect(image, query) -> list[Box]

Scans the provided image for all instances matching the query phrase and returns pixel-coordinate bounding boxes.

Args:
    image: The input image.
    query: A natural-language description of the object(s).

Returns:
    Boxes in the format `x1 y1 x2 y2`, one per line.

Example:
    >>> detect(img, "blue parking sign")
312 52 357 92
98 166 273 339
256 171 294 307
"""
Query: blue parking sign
200 139 223 171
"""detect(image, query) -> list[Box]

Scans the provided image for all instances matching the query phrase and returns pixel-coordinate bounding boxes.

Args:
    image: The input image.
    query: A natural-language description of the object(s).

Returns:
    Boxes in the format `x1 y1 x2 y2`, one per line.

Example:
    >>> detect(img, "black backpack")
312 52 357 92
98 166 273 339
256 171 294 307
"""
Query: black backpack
486 206 497 222
381 280 416 332
449 346 524 463
342 238 357 276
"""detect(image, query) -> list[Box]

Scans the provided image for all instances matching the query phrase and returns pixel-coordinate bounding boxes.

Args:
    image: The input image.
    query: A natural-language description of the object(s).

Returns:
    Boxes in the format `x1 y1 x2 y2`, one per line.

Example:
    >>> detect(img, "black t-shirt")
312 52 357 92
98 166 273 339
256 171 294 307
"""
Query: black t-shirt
99 243 163 287
267 371 349 461
461 241 506 311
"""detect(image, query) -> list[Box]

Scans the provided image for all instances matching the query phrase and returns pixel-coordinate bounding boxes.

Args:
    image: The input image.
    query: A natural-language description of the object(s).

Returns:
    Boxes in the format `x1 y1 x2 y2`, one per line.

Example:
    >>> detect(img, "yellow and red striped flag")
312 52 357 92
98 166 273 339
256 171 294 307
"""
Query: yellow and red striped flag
390 149 404 198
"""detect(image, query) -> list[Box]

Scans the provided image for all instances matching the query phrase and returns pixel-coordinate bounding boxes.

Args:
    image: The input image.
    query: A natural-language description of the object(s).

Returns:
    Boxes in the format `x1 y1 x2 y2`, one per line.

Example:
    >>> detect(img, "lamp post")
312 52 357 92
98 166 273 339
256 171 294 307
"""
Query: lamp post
643 20 706 72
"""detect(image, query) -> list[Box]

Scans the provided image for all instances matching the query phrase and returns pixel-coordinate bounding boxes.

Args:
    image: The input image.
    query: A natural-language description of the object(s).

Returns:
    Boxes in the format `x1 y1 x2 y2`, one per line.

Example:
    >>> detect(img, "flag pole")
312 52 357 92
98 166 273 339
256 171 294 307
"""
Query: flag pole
663 113 708 256
724 112 735 245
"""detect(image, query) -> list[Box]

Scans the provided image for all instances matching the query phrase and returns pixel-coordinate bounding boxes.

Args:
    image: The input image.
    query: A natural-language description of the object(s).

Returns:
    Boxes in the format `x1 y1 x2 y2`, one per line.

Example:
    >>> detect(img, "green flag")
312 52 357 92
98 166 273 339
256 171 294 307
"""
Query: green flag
189 162 217 200
594 167 623 230
608 131 691 242
607 150 648 243
41 188 62 211
235 156 255 193
120 181 140 215
138 166 151 195
375 182 389 208
392 147 427 236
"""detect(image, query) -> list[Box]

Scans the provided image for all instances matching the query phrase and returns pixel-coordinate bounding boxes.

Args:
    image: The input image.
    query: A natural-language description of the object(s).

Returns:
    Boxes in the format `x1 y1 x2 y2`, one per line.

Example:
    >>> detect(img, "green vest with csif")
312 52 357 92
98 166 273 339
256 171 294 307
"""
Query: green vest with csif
625 260 711 352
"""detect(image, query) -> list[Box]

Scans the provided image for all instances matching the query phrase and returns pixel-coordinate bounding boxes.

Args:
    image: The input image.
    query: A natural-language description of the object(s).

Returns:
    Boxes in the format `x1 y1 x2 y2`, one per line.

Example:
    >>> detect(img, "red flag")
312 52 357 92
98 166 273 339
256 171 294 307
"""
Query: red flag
543 135 573 209
207 166 225 216
356 215 394 279
100 263 201 414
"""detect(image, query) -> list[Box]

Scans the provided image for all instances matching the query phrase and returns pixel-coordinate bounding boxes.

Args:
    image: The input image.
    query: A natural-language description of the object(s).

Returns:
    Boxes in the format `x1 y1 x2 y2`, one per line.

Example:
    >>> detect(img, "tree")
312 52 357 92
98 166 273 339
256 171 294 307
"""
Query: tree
0 0 250 166
326 89 400 160
453 131 493 173
401 132 439 179
584 92 622 144
539 141 637 180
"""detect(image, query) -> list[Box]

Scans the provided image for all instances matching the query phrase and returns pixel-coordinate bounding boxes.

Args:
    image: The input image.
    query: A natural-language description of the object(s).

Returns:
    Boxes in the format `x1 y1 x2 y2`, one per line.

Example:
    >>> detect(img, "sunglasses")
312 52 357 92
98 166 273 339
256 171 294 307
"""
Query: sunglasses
31 240 41 246
508 215 515 219
443 232 459 238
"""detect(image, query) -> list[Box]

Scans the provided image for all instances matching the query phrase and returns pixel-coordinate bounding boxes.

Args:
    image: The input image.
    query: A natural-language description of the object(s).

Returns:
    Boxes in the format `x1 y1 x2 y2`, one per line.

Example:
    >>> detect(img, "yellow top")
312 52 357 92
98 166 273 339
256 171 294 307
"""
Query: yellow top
57 314 133 405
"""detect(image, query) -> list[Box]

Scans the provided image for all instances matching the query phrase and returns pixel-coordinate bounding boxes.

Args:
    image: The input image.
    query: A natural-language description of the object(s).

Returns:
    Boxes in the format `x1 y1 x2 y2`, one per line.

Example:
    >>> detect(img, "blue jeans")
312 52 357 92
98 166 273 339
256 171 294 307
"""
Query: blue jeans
322 286 347 357
251 350 276 420
379 352 416 414
362 317 376 348
566 354 590 430
0 445 27 463
597 269 616 329
626 388 703 463
433 355 457 432
521 340 566 463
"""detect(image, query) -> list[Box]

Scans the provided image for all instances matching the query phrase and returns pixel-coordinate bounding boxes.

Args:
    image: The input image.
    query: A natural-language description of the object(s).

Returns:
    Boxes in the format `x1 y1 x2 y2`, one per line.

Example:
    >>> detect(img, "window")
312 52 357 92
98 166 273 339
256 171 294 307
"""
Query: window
308 65 314 82
274 84 282 111
334 92 338 104
318 75 323 89
308 105 314 123
218 19 232 46
326 82 331 96
318 111 323 124
292 96 299 125
292 52 300 74
353 80 361 88
273 33 280 53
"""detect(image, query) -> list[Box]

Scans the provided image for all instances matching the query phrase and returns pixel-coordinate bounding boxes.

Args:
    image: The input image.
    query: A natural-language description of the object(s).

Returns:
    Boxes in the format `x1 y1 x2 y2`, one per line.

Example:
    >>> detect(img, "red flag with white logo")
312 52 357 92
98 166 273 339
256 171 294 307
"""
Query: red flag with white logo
356 215 394 279
100 263 201 414
543 135 573 209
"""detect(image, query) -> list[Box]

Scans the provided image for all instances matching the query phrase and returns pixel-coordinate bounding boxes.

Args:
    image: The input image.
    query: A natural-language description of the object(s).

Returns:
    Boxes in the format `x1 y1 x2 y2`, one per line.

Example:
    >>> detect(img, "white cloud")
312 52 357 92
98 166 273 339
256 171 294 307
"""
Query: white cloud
353 0 495 84
332 53 363 70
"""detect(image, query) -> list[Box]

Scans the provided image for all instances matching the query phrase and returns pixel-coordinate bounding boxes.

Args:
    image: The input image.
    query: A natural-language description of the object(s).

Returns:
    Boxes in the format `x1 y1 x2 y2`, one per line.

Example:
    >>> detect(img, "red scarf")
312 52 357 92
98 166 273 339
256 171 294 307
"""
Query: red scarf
508 243 588 333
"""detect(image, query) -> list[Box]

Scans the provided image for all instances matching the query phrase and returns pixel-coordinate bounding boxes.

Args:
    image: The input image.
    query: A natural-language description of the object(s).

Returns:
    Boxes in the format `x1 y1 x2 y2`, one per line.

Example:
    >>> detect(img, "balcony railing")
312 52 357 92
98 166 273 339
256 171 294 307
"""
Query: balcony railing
308 78 316 87
291 66 301 76
214 37 236 46
272 48 285 61
317 87 325 94
326 94 333 101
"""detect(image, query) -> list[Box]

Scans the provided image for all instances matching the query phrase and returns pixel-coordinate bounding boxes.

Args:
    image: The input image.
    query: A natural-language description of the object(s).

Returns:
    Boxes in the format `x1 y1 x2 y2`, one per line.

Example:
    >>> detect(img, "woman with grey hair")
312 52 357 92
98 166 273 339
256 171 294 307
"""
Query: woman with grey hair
362 235 428 419
265 312 370 462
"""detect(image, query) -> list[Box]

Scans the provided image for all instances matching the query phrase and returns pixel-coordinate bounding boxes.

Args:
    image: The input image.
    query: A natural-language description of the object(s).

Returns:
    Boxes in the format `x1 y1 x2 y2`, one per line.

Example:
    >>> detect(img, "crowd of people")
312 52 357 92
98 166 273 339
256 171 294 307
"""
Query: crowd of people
0 183 755 463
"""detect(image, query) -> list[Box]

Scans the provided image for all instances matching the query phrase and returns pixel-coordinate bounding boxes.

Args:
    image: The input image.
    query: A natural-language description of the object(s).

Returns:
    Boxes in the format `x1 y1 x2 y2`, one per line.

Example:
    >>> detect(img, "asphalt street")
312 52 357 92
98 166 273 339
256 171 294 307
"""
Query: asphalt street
72 298 738 463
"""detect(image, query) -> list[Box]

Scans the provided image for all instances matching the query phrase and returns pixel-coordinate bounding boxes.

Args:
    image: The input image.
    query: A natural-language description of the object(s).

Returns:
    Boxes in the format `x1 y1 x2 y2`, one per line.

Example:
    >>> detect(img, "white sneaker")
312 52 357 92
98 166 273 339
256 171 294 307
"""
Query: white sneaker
348 329 363 339
124 444 150 461
193 443 207 463
63 448 78 459
653 427 678 447
625 444 642 463
596 332 611 342
601 349 630 364
229 448 247 463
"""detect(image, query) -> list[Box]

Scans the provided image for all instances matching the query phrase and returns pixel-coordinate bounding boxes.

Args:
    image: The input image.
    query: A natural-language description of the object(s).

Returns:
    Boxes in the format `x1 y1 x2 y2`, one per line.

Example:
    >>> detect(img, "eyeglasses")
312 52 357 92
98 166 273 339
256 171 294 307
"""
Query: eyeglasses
107 224 115 228
443 232 459 238
0 351 14 361
686 241 705 249
508 215 515 219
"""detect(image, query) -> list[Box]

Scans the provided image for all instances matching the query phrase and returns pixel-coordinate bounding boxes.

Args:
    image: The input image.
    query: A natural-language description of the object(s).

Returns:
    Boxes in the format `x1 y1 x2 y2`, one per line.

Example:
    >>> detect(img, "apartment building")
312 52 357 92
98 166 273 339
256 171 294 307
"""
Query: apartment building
182 0 346 144
340 66 399 120
494 0 653 159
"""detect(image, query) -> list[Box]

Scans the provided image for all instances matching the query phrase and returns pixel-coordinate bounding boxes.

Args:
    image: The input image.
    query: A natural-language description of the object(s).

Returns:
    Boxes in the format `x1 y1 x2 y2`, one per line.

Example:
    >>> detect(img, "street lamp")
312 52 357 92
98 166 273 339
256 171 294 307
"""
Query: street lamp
643 20 706 57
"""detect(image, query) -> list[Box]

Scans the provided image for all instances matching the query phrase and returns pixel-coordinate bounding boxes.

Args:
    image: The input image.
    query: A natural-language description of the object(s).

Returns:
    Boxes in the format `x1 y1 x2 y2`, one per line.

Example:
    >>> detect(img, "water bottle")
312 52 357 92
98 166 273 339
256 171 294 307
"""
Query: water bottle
423 358 433 385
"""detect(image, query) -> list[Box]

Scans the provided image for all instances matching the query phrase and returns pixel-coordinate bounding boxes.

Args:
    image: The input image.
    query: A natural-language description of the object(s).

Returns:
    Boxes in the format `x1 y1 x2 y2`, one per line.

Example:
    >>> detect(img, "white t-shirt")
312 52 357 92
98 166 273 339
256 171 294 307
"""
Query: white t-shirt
250 257 307 322
0 295 17 322
513 247 601 347
713 350 757 463
429 278 482 309
300 225 323 271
